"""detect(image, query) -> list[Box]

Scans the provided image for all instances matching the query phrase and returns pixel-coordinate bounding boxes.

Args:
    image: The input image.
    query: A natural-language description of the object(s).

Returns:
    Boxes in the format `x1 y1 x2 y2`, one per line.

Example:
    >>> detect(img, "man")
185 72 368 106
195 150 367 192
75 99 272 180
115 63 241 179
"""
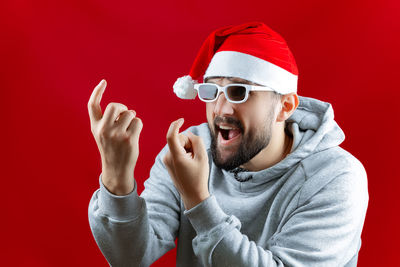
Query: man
88 22 368 266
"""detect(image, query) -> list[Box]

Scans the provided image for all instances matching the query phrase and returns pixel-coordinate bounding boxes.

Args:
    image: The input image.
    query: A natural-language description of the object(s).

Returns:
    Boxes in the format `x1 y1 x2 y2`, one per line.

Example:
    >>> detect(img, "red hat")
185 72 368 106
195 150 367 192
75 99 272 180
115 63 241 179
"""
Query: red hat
173 21 298 99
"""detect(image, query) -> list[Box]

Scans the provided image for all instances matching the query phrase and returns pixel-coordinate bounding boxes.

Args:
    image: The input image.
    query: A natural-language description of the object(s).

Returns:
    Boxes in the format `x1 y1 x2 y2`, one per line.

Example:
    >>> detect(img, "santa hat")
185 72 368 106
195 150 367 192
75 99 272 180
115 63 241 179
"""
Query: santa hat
173 21 298 99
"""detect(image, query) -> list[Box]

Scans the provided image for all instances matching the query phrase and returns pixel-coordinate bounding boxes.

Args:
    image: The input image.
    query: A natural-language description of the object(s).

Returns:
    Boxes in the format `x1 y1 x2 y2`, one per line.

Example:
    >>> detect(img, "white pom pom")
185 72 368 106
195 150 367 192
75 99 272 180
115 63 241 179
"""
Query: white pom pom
173 75 197 100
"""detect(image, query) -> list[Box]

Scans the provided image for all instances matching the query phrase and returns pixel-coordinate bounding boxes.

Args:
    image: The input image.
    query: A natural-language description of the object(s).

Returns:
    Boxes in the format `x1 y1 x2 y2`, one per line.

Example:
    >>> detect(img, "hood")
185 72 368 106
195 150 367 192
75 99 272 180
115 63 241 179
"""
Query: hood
288 96 345 155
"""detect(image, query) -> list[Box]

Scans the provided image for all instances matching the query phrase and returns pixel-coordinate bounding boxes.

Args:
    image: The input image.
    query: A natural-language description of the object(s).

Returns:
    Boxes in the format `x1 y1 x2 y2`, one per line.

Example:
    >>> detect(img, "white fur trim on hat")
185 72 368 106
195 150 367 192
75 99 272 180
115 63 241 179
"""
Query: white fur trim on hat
204 51 298 94
173 75 197 99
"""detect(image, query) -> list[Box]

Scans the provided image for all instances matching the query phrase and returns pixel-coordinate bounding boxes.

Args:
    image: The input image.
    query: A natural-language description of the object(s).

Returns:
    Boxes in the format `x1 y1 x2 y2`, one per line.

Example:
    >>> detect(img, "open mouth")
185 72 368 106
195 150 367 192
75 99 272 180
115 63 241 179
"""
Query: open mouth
216 125 242 143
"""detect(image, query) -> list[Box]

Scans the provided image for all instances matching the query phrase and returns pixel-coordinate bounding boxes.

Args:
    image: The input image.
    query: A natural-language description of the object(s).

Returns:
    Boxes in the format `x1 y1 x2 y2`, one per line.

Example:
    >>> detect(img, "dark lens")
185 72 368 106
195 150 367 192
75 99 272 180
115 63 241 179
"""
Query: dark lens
227 85 246 102
198 84 218 101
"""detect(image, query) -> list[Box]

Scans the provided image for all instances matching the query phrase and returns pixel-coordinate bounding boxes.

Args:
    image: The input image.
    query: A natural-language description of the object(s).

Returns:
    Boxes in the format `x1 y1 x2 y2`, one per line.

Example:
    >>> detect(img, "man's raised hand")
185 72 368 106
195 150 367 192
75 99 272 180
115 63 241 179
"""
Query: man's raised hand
88 79 143 195
163 118 210 210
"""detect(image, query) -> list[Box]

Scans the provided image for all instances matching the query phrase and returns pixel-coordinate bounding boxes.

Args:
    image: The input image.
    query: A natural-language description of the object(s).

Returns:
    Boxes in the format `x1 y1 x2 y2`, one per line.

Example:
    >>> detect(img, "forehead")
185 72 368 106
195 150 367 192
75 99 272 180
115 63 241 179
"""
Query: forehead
205 76 258 85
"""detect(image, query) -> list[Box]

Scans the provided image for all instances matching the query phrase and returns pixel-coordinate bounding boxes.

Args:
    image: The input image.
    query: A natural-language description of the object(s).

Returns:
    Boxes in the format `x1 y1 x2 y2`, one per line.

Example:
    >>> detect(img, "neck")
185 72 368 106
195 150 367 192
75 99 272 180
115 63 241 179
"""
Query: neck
240 122 292 172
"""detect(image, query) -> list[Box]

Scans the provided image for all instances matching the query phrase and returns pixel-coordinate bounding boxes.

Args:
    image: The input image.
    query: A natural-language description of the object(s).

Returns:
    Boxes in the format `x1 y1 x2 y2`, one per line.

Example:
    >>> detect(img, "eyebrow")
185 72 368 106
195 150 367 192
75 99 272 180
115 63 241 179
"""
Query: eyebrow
205 77 254 85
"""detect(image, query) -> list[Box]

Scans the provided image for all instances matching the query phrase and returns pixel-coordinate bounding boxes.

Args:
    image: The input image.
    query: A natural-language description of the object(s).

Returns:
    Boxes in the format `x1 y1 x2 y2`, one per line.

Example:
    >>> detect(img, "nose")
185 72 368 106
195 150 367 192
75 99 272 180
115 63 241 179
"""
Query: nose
213 92 234 116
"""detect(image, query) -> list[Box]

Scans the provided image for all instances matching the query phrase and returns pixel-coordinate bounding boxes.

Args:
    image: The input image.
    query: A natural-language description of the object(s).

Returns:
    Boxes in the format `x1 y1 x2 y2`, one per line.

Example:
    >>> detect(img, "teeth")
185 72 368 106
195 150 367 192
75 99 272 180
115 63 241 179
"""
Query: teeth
219 125 236 130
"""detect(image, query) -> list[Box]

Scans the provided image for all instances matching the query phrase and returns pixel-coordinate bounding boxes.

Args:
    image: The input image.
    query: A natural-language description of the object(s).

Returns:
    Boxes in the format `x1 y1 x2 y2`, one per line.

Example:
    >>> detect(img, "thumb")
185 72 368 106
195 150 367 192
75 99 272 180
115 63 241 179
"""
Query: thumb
186 132 207 160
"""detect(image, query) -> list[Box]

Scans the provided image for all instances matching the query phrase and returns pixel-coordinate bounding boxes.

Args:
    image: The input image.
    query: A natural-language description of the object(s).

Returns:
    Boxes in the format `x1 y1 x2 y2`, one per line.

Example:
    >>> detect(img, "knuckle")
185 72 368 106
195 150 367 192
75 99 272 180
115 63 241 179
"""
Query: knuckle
131 117 143 128
124 110 135 119
117 110 130 120
118 103 128 110
106 102 117 111
106 102 127 112
115 102 128 110
104 103 113 113
133 117 142 124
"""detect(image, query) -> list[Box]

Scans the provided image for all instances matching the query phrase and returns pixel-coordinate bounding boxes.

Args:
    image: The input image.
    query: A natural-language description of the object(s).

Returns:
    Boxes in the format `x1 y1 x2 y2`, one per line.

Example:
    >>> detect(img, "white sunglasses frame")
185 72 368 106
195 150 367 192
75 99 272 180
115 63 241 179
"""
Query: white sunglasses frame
193 83 275 104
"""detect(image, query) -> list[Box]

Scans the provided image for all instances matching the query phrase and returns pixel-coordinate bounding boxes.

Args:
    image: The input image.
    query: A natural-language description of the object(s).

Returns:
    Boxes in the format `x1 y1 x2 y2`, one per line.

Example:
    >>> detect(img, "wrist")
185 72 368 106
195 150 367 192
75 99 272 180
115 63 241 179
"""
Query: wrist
183 191 210 210
101 172 135 196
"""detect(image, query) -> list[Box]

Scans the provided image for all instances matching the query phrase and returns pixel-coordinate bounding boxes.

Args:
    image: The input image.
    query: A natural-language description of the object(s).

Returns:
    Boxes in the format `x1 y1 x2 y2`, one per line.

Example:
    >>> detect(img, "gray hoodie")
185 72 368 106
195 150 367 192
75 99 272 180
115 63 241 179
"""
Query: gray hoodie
88 96 368 267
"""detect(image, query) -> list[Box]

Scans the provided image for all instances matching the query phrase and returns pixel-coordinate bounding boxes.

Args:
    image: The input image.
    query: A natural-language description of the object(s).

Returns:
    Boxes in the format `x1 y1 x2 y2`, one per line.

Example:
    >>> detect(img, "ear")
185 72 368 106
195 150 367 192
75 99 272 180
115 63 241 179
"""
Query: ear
276 93 299 122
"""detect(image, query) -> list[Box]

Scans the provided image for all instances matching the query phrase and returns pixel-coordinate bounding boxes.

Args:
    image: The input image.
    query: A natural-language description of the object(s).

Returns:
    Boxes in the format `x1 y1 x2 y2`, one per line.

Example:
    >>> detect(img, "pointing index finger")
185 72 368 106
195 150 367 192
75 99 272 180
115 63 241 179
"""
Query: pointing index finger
88 79 107 123
166 118 185 155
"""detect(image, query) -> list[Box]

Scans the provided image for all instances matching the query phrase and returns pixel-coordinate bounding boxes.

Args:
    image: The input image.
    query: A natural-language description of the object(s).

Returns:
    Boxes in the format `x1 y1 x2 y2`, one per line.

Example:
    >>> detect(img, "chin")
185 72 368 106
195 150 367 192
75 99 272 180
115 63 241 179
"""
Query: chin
212 146 243 171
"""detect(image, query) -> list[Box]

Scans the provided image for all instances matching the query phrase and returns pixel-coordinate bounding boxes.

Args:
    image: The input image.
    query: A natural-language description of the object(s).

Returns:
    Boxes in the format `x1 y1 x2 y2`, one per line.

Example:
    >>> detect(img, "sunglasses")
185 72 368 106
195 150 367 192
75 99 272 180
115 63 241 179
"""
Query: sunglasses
194 83 275 104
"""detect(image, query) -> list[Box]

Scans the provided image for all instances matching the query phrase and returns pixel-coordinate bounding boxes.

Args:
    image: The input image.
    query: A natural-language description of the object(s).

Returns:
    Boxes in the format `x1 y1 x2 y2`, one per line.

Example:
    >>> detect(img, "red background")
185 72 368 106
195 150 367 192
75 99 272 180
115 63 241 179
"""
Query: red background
1 0 398 266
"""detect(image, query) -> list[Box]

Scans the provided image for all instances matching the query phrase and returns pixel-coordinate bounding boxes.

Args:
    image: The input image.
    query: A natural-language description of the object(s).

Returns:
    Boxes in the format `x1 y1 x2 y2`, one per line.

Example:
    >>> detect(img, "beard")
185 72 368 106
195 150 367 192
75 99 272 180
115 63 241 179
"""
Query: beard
209 110 275 171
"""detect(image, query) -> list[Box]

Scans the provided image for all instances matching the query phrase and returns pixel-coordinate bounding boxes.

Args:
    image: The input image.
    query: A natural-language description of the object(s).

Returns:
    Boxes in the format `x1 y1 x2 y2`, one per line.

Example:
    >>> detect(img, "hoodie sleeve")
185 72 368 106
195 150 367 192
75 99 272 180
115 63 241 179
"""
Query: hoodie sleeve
88 145 181 267
184 163 368 267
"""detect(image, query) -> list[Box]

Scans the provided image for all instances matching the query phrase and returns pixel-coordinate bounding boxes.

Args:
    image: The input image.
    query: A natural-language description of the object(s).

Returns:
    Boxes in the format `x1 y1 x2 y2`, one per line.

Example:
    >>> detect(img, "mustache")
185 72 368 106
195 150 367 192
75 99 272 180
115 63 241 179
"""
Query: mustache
213 116 243 131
